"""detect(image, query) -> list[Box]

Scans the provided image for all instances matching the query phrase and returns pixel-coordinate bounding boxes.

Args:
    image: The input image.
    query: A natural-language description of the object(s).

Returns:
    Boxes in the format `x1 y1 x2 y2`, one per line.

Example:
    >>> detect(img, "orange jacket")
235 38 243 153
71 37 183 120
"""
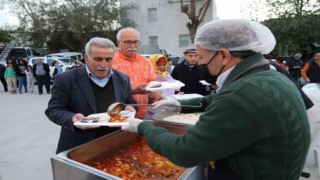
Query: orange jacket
301 63 310 81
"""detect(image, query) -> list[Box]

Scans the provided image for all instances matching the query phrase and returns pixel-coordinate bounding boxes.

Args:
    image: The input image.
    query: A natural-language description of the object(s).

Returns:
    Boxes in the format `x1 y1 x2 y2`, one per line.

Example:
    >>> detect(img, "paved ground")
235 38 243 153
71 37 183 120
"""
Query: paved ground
0 86 60 180
0 84 318 180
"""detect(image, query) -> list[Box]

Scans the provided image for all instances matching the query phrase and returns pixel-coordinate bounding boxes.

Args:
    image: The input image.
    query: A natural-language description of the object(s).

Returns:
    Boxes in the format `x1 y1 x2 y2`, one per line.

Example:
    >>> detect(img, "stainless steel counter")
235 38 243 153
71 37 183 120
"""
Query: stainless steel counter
51 120 204 180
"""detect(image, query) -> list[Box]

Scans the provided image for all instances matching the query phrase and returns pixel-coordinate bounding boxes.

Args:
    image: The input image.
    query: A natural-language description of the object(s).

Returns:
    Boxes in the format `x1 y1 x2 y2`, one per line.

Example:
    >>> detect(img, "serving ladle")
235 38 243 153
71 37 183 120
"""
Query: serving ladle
107 102 203 115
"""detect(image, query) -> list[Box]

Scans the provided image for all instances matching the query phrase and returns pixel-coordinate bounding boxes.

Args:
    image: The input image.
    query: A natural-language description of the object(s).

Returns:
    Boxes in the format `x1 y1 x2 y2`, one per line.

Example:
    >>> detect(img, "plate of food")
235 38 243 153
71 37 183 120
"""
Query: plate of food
106 110 135 127
74 111 135 127
146 80 185 92
171 93 204 100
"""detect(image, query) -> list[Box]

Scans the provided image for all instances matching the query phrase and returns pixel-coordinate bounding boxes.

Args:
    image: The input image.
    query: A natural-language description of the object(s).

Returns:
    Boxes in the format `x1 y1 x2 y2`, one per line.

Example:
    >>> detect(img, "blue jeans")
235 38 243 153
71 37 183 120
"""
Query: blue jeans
17 76 27 93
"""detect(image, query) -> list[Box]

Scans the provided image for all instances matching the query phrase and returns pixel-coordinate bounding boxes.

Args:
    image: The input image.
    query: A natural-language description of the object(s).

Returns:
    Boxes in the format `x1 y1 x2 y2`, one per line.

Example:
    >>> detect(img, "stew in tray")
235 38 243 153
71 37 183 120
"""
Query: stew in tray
85 137 186 180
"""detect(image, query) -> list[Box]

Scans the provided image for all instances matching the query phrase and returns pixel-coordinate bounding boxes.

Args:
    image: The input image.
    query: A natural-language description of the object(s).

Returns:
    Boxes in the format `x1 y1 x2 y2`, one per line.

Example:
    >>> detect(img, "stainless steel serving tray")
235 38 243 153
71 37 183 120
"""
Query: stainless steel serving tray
51 120 204 180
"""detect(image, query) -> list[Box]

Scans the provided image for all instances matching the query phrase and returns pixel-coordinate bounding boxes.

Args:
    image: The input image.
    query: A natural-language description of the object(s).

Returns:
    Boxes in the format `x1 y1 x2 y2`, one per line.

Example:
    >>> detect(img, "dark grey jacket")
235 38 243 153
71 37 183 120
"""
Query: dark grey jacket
0 64 5 77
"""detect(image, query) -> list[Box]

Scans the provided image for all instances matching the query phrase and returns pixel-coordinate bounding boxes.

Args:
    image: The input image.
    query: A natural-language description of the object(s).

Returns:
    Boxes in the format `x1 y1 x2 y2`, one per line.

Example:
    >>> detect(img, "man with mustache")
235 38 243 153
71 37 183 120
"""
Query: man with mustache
45 37 137 154
113 27 162 118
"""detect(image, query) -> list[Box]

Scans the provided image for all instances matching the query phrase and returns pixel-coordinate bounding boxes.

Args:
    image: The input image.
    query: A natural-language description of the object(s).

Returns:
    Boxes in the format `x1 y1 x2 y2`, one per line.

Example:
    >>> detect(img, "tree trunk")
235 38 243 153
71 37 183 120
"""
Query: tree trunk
188 22 199 43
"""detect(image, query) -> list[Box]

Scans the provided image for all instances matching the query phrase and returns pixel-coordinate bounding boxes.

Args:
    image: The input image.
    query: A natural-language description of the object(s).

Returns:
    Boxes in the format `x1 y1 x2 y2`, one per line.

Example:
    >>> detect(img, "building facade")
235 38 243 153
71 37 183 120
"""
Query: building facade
120 0 217 56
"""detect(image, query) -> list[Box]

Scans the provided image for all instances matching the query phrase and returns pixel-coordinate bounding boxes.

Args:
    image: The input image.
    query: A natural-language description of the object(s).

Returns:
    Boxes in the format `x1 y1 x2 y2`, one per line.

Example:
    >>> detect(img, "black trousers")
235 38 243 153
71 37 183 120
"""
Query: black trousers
0 75 8 92
204 161 240 180
35 75 50 93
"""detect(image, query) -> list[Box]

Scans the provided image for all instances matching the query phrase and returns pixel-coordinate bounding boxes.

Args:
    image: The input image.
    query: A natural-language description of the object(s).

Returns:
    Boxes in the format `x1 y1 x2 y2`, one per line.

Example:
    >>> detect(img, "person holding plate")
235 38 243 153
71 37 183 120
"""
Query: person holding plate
121 19 310 179
45 37 137 154
112 27 162 118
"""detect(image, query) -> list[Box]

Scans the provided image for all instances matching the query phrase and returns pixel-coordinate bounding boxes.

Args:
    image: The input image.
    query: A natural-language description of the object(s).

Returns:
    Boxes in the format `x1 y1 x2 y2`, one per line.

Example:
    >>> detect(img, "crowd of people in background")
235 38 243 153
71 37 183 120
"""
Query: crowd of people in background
264 52 320 87
1 47 319 97
0 57 85 95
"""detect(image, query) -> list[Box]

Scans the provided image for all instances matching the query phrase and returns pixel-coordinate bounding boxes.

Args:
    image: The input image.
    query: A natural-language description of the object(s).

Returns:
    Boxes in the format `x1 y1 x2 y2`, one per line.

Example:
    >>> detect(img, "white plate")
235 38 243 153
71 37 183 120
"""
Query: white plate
74 111 135 127
171 93 204 100
146 80 185 92
199 80 211 86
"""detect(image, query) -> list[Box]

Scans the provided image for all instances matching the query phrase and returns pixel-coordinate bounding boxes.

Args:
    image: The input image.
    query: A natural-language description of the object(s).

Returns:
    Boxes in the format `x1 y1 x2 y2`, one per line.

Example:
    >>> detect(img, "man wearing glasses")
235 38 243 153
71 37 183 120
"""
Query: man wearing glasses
113 27 162 118
121 19 310 179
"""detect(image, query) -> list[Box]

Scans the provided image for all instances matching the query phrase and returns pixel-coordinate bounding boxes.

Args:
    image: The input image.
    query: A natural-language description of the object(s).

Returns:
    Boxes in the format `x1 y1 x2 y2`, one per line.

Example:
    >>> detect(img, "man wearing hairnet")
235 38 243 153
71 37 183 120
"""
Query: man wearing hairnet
121 19 310 180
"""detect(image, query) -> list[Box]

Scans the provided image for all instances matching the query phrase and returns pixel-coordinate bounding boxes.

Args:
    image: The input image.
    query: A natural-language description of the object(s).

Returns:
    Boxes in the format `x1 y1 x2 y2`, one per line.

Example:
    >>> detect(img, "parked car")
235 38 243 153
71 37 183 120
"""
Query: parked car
0 46 40 62
28 57 74 72
46 52 83 62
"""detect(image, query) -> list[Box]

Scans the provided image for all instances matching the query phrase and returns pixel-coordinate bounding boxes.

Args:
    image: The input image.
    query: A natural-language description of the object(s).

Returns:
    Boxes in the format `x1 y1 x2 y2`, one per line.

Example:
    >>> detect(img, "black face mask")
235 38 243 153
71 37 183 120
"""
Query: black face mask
198 65 218 85
198 51 224 85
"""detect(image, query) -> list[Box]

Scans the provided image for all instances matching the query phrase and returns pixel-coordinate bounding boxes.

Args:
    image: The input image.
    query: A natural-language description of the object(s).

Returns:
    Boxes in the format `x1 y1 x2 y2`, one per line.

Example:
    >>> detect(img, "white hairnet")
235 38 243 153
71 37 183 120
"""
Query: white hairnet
194 19 276 54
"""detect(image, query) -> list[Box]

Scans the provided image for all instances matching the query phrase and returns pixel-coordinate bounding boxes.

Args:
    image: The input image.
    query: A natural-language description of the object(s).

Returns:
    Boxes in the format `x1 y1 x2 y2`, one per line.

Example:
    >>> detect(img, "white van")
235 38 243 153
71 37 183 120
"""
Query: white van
28 57 73 72
46 52 83 62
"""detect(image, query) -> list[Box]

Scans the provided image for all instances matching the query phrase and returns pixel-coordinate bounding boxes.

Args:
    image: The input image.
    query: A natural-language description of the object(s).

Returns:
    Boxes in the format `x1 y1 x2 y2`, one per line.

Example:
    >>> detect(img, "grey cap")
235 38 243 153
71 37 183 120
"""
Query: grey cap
183 44 197 54
294 53 302 58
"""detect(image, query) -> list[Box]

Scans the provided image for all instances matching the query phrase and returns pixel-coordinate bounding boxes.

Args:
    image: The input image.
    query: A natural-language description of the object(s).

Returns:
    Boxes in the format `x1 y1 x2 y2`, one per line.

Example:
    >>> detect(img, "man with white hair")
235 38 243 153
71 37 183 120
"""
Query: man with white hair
121 19 310 179
112 27 162 118
46 37 136 154
287 52 305 85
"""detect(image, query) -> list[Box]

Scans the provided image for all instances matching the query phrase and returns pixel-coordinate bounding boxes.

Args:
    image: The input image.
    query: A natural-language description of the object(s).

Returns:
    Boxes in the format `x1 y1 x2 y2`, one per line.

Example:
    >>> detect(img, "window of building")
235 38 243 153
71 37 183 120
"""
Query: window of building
149 36 158 45
181 4 189 12
179 34 190 47
148 8 157 22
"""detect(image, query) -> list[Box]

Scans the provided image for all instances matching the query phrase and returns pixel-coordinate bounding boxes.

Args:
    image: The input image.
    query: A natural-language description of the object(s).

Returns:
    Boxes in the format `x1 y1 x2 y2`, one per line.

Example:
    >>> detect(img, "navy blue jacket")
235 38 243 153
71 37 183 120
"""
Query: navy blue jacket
286 58 304 79
45 66 136 153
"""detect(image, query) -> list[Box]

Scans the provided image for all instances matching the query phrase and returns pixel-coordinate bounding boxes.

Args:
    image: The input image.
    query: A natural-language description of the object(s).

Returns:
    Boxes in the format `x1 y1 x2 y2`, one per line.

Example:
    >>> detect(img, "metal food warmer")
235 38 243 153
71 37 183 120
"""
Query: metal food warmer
51 120 205 180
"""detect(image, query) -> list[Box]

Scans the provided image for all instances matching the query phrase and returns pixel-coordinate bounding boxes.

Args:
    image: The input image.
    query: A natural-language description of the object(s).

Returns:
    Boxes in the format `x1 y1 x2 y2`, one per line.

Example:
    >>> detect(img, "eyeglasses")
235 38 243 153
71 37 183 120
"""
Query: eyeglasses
119 40 141 46
197 51 218 63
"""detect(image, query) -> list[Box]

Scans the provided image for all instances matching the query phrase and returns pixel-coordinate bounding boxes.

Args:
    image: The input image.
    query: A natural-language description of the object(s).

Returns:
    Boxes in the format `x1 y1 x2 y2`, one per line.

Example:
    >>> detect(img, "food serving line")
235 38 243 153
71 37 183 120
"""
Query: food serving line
51 112 204 180
51 80 205 180
50 80 318 179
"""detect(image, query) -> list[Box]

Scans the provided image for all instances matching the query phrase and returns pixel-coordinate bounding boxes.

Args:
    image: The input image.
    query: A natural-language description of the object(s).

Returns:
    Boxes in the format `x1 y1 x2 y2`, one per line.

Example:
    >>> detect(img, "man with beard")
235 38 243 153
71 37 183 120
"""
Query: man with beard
45 37 137 154
171 44 211 96
121 19 310 180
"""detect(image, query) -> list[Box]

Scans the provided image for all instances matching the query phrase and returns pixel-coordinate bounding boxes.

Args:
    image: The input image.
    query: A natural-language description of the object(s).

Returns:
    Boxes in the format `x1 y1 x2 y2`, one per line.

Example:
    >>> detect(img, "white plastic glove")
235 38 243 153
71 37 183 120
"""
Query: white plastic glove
306 78 311 83
151 96 181 112
121 118 143 133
